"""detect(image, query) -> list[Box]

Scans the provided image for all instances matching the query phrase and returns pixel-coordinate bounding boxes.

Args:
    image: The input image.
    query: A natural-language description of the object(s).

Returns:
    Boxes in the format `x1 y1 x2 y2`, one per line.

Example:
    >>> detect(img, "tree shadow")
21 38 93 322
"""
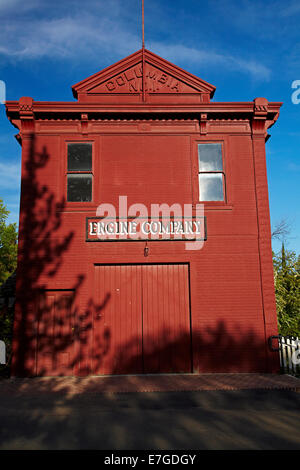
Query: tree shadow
112 321 269 375
6 131 280 379
0 130 291 449
0 322 296 450
10 134 111 377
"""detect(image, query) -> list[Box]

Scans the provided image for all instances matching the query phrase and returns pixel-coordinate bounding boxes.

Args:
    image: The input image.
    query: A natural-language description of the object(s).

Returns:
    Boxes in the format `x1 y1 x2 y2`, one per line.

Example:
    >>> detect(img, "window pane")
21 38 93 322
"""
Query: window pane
198 143 223 171
67 174 92 202
68 143 92 171
199 173 224 201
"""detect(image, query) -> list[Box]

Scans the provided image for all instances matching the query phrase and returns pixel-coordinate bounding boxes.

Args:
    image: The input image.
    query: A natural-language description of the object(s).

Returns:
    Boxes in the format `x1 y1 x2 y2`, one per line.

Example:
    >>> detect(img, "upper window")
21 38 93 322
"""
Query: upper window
198 143 225 201
67 143 92 202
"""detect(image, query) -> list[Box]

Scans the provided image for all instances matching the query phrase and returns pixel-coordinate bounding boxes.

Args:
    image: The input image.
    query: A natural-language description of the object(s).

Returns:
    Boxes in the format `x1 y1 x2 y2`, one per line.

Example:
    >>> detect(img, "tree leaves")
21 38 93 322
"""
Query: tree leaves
0 199 17 285
273 244 300 337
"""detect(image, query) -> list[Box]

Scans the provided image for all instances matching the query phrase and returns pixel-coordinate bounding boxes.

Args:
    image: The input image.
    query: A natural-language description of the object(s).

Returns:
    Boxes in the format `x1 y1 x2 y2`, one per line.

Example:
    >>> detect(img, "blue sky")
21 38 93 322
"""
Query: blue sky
0 0 299 254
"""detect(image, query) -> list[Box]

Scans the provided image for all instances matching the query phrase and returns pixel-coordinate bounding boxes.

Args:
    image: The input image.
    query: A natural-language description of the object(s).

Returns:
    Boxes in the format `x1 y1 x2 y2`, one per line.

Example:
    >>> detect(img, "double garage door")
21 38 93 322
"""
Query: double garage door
36 264 192 376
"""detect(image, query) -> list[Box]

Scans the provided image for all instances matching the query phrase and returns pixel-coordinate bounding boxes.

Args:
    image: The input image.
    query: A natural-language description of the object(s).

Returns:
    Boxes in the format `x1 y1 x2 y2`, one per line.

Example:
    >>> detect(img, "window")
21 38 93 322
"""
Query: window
198 143 225 201
67 143 92 202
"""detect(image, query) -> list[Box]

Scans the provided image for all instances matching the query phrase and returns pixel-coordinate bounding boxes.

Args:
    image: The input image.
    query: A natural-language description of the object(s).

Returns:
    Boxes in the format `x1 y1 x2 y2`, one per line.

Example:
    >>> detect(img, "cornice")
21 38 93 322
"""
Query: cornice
5 97 282 144
6 100 282 116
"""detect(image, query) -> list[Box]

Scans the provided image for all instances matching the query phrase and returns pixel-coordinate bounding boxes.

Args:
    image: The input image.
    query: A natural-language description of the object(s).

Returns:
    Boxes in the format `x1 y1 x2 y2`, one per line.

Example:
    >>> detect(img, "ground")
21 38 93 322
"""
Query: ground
0 373 299 450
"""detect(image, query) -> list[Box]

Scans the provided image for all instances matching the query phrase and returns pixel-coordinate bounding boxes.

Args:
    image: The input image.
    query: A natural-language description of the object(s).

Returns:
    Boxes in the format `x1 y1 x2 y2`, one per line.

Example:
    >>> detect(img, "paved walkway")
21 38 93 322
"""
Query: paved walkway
0 373 299 395
0 374 299 449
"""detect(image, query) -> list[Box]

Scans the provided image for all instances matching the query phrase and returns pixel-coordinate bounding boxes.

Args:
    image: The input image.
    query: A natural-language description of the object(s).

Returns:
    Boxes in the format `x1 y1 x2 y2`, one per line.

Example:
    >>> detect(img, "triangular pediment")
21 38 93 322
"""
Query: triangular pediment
72 49 215 104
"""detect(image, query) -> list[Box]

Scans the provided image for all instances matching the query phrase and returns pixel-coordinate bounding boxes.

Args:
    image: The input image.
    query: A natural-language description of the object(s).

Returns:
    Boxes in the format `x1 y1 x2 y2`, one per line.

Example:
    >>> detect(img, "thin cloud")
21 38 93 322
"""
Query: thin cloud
0 0 39 14
149 43 271 81
0 161 21 191
280 0 300 17
0 15 139 61
0 12 271 81
288 162 300 172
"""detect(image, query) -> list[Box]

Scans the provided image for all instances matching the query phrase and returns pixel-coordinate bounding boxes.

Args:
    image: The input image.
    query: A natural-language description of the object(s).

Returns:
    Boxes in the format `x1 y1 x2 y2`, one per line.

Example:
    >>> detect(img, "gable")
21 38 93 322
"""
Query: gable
72 49 216 104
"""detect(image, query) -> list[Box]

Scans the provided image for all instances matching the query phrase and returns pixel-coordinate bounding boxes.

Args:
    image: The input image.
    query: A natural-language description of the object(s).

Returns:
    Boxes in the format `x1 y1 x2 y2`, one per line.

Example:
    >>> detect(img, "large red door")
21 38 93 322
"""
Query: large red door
94 264 191 374
36 290 75 376
93 265 143 374
142 264 191 373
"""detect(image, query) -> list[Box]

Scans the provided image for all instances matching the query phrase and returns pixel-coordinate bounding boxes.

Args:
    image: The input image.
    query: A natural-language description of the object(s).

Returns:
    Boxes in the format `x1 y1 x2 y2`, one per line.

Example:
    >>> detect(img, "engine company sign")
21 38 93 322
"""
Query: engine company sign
86 217 207 242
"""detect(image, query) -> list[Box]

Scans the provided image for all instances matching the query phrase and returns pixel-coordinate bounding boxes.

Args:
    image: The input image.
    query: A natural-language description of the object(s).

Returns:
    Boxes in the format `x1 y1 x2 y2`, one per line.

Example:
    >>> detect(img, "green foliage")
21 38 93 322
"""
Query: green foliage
0 199 17 377
273 244 300 337
0 199 17 285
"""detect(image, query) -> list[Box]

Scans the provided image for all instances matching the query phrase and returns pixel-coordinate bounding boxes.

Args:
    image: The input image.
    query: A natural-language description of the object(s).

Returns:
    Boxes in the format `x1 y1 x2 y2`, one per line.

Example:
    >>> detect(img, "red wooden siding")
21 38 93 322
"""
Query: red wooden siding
36 291 74 376
142 264 191 373
6 51 282 377
93 264 191 375
93 264 143 375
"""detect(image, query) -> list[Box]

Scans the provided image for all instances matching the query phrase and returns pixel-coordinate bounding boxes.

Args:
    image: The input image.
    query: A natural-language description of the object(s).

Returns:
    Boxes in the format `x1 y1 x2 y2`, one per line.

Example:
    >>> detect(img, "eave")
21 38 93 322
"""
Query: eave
5 100 282 115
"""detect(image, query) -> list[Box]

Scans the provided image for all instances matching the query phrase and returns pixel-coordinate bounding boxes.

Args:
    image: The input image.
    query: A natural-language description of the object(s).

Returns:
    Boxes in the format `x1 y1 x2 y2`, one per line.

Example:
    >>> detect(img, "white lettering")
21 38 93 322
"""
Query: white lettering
193 220 202 233
142 221 151 235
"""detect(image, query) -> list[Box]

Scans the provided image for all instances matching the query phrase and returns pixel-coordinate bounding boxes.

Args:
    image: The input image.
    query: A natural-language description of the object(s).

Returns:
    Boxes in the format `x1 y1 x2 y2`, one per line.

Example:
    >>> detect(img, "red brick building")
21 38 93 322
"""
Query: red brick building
6 49 282 376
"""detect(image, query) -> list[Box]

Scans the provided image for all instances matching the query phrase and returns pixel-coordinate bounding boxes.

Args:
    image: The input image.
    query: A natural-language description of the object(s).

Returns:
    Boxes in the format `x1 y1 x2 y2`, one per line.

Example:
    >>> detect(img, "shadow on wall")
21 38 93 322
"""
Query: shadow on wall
10 134 278 377
117 321 269 375
11 134 109 376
